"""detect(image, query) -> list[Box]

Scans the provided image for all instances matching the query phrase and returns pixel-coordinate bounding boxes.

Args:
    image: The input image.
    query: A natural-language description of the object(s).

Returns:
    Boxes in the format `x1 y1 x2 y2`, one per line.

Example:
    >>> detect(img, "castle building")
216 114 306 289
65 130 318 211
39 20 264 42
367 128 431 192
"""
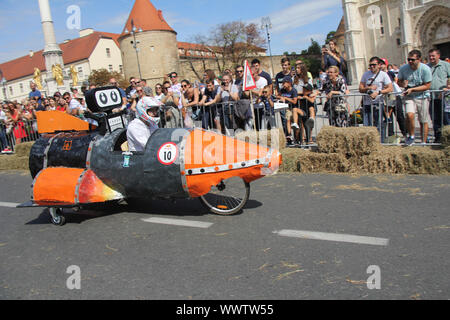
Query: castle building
0 30 123 101
342 0 450 85
0 0 275 101
118 0 180 85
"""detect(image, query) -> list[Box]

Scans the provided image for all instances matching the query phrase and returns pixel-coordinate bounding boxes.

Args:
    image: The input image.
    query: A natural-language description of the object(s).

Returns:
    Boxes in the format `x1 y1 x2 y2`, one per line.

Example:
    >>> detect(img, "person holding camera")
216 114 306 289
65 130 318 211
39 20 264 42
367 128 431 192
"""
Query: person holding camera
398 50 432 146
359 57 393 142
256 85 276 130
322 40 347 82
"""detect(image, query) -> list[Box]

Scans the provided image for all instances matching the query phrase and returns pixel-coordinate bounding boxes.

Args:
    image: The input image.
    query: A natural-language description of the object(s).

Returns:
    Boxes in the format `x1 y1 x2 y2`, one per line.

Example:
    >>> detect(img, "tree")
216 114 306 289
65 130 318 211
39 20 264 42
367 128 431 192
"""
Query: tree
190 20 267 78
284 38 322 77
326 31 336 44
88 69 128 88
307 39 321 55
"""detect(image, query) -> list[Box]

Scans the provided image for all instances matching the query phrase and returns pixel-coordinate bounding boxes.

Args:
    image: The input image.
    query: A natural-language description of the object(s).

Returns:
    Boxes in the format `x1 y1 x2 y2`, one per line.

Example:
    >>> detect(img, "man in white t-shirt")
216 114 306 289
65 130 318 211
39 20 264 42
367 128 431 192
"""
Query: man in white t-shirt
359 57 393 142
169 72 183 109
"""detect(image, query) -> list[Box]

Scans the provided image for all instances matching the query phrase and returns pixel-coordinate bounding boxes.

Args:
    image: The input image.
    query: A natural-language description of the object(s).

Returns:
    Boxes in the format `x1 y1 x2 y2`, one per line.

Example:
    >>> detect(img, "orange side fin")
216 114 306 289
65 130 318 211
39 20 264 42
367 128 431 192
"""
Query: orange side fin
33 168 124 206
36 111 91 133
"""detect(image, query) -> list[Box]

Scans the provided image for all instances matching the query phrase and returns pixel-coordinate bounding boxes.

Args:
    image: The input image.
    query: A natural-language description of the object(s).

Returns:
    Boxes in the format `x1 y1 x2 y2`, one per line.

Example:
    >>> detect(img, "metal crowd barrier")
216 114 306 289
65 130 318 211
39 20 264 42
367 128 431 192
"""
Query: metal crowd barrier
310 89 448 146
2 90 447 154
1 119 40 153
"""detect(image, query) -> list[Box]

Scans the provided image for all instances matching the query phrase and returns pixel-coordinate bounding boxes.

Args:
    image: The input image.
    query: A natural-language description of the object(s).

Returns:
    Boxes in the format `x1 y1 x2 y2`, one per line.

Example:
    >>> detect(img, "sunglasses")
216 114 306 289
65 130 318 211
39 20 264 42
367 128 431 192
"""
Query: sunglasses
236 70 244 73
137 89 143 93
170 75 177 78
407 58 417 62
369 64 378 67
182 85 188 88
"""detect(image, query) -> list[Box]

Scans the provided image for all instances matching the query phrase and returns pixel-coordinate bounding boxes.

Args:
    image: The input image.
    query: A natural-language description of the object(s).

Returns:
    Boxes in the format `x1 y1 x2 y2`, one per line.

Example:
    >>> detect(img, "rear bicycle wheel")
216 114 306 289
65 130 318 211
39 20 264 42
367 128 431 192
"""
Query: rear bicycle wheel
199 177 250 216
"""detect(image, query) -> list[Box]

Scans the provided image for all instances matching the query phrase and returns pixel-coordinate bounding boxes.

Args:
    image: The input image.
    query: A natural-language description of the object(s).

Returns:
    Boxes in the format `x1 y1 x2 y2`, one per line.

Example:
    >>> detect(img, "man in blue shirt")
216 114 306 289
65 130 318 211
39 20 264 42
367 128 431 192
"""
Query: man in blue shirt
398 50 432 145
29 82 42 109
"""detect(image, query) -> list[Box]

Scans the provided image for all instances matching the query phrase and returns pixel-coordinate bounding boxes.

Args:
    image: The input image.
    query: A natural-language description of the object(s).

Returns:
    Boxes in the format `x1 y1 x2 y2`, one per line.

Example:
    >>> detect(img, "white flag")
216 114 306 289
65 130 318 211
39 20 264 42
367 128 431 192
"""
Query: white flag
243 60 256 91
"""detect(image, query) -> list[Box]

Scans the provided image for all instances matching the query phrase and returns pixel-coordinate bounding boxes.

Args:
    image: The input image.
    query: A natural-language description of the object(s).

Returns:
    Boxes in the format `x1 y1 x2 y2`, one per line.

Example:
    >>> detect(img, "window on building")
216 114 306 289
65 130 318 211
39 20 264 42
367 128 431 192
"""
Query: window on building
2 88 6 99
150 46 155 52
20 83 24 93
109 65 113 72
397 38 401 46
78 67 83 79
119 65 123 74
106 48 111 58
9 86 13 96
380 15 384 35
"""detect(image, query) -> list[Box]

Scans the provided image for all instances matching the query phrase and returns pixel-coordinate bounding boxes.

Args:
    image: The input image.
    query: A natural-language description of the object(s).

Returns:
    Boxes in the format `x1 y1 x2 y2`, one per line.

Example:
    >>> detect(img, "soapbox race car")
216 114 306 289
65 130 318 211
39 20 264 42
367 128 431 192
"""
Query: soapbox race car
18 87 282 226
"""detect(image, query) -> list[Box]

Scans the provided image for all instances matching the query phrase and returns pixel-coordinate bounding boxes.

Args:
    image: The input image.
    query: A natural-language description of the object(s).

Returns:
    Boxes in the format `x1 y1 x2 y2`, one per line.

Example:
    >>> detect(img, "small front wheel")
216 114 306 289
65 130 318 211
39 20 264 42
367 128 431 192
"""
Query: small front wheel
199 177 250 216
49 208 66 226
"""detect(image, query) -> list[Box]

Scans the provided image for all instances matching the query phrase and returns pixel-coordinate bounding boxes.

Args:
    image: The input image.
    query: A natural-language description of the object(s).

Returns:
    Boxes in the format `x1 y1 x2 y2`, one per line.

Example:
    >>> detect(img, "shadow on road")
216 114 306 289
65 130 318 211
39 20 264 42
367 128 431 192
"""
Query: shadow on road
25 198 263 226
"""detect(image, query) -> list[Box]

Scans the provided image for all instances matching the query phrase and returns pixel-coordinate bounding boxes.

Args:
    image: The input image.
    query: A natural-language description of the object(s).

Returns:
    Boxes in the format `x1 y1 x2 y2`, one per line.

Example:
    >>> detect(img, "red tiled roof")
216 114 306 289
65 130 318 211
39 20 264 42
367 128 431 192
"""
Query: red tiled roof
0 31 120 82
334 17 345 37
178 41 266 58
120 0 175 39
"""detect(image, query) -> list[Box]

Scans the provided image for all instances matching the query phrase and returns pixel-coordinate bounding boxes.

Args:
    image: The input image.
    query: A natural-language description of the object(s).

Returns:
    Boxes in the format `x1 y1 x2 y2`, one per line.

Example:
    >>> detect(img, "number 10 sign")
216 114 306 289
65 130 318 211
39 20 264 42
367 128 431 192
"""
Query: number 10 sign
157 143 178 166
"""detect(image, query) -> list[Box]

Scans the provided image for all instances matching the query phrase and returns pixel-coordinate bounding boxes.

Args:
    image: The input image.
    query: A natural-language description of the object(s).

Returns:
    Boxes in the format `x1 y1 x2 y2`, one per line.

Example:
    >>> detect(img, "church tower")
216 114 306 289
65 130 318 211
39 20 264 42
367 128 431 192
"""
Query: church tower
119 0 180 86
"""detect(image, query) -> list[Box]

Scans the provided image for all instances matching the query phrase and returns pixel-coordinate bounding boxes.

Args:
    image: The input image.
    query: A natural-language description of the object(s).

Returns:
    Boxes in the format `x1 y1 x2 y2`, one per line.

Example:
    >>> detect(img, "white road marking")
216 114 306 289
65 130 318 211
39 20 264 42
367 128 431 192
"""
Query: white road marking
142 217 213 229
273 230 389 246
0 202 20 208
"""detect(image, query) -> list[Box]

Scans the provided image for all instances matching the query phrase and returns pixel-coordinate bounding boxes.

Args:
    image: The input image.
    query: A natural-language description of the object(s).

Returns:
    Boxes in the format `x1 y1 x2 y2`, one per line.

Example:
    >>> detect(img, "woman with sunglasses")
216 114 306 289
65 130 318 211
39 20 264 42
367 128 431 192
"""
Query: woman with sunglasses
154 84 164 102
321 66 349 127
160 81 181 128
181 80 201 128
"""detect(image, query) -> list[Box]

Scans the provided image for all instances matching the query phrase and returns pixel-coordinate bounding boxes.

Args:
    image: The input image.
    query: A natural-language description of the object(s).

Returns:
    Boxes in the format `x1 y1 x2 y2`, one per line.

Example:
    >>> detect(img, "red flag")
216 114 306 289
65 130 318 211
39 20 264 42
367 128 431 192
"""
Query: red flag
243 60 256 91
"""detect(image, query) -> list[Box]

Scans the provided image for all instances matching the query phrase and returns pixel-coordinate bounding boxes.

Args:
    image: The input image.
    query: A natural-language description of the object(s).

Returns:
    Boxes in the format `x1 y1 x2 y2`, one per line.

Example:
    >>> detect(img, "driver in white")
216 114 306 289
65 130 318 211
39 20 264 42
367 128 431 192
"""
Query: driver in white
127 96 162 152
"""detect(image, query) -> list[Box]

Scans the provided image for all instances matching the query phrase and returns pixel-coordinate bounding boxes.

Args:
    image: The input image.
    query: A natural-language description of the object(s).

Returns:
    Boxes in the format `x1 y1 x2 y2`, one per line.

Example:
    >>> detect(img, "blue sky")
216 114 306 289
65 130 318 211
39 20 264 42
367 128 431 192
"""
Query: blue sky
0 0 343 63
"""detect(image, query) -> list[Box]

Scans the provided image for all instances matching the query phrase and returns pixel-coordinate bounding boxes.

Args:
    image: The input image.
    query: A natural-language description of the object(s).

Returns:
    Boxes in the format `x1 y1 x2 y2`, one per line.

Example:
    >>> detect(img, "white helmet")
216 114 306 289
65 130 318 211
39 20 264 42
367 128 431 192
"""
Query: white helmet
136 96 163 127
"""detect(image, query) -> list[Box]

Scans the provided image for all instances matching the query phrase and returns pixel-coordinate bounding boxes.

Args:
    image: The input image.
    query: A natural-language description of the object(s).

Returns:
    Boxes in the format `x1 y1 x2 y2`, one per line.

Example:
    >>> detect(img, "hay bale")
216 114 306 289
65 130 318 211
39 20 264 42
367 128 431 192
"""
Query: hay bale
0 155 29 171
316 126 381 157
235 128 286 150
361 146 448 175
362 147 408 174
441 126 450 148
280 148 350 173
13 142 34 158
401 147 448 174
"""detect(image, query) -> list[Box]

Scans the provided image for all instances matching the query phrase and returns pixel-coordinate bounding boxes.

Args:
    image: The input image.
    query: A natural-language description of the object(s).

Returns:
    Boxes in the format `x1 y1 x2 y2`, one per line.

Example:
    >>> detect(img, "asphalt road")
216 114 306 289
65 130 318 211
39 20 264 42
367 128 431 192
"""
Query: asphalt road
0 170 449 300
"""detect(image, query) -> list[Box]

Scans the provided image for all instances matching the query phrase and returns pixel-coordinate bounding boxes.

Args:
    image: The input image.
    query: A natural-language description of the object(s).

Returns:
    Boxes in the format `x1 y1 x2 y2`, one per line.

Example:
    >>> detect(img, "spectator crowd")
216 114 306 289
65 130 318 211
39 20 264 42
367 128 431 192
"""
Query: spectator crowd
1 45 449 153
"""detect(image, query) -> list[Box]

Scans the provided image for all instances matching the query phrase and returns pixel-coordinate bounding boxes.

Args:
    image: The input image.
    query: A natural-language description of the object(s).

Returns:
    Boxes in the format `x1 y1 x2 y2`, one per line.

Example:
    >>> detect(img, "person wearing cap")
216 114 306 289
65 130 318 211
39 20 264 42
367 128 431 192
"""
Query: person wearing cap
127 96 162 152
296 83 317 144
276 76 298 145
359 57 393 143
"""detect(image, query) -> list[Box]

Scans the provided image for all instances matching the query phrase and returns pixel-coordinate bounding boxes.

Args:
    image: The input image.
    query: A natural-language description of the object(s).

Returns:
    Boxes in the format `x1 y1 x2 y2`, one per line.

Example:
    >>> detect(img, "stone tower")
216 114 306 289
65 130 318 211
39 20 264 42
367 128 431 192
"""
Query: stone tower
119 0 180 86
